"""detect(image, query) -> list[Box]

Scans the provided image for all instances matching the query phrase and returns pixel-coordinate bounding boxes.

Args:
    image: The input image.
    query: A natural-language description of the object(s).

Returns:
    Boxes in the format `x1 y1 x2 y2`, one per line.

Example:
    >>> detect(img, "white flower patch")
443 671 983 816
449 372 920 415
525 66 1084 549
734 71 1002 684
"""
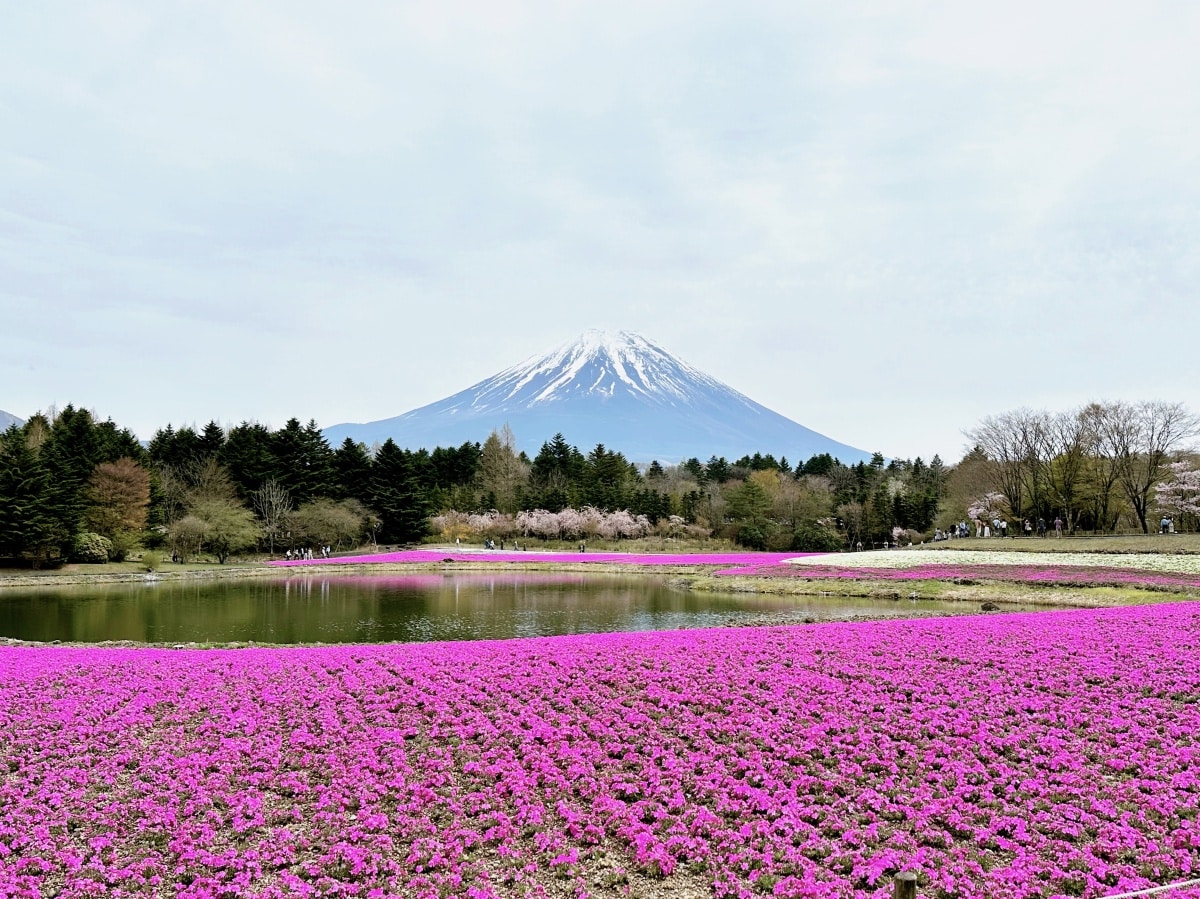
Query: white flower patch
790 549 1200 575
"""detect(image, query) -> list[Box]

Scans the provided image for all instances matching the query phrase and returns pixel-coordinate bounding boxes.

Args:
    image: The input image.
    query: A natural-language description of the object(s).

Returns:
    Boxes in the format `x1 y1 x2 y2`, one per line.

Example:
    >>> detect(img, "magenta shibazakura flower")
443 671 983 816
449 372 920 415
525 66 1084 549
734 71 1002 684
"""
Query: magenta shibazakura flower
2 604 1199 898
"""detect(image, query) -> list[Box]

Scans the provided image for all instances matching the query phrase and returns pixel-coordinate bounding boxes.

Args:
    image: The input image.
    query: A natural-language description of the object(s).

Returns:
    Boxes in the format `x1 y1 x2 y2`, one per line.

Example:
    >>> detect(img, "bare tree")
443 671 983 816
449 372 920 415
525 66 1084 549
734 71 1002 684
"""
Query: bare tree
964 409 1048 520
1093 400 1200 533
153 464 191 527
252 479 292 554
1077 403 1124 532
1041 408 1093 534
477 425 529 513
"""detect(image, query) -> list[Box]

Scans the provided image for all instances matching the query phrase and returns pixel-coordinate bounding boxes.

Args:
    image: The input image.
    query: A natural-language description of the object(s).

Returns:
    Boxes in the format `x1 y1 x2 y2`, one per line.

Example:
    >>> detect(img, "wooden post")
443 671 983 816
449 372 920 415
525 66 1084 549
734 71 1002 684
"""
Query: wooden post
893 872 918 899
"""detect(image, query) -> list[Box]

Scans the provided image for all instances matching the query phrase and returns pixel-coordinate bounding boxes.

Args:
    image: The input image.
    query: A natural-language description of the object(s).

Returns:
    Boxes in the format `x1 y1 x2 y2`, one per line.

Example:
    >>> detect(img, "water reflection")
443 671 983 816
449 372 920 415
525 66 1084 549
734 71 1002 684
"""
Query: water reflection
0 572 989 645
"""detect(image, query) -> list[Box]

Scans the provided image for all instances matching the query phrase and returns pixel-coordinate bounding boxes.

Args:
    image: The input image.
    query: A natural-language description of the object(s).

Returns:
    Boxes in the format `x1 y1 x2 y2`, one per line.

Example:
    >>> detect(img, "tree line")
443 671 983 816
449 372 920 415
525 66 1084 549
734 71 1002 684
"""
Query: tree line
5 398 1190 566
955 400 1199 535
0 406 951 564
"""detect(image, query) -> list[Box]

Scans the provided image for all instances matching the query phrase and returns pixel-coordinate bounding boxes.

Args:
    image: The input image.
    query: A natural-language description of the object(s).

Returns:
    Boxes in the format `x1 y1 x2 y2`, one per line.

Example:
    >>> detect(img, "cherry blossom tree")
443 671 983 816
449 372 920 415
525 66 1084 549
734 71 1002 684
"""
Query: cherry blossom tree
966 493 1008 523
1154 461 1200 531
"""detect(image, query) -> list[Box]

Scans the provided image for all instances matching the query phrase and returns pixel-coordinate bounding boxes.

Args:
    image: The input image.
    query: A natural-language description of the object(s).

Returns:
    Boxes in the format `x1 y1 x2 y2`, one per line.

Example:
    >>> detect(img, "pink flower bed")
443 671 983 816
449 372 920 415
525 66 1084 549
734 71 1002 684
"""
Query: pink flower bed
271 550 801 576
755 564 1200 590
3 605 1200 898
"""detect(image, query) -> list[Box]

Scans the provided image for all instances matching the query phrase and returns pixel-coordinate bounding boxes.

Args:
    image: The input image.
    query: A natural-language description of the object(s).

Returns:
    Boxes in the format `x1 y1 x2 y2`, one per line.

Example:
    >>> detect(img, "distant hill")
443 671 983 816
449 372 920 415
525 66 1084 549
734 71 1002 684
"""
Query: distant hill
0 409 24 430
324 330 872 464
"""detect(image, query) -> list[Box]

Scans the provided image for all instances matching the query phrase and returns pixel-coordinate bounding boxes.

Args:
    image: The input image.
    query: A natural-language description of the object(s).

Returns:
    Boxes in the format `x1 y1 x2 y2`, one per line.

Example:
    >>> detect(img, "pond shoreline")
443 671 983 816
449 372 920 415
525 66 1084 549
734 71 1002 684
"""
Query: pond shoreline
1 551 1185 632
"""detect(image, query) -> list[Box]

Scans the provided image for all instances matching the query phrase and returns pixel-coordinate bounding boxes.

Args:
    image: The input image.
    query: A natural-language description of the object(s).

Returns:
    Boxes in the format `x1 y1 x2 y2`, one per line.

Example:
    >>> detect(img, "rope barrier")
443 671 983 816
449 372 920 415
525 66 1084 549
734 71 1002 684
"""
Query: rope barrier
1099 878 1200 899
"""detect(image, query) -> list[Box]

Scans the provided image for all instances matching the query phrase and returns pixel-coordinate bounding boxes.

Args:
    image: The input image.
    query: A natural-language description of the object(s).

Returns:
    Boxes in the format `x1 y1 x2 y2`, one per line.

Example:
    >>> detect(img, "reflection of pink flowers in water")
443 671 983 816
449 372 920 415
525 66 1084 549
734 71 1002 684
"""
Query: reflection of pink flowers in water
271 549 1200 587
3 604 1200 897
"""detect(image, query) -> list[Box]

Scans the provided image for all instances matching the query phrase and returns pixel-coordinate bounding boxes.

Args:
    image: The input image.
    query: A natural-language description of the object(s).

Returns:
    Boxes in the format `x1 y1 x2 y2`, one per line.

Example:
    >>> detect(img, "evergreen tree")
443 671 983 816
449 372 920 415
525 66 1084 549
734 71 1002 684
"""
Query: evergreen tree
0 425 63 559
269 419 334 504
582 444 638 510
332 438 374 503
148 425 203 469
530 433 585 511
197 421 226 459
800 453 837 477
369 440 432 543
430 441 482 489
705 456 732 483
221 422 276 498
39 406 106 555
94 420 147 464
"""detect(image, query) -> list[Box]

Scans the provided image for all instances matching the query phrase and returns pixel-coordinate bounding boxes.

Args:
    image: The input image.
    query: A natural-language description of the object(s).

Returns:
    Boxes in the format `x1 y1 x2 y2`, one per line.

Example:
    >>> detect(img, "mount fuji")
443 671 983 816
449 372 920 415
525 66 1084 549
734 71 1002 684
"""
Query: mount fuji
0 409 23 430
323 331 872 464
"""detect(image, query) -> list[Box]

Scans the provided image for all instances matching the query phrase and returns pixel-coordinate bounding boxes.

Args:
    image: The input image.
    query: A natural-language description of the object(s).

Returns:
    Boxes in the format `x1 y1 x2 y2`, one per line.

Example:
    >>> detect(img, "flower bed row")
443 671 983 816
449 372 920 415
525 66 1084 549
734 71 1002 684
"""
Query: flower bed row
790 551 1200 576
2 605 1199 898
753 563 1200 590
271 549 801 576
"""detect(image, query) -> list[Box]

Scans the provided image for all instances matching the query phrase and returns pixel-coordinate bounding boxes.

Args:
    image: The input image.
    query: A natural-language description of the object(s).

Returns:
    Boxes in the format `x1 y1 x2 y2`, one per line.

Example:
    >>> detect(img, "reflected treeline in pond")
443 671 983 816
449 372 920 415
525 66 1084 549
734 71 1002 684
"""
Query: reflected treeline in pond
0 573 984 645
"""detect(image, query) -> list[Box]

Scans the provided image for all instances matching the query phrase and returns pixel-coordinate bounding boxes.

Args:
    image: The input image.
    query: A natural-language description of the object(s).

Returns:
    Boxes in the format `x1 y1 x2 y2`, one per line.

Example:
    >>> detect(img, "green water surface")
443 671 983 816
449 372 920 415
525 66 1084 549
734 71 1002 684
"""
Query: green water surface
0 571 986 644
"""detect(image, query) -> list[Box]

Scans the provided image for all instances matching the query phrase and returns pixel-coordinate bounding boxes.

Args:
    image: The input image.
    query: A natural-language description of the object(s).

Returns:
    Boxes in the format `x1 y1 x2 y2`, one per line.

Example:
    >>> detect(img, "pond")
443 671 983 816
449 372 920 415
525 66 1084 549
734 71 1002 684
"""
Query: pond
0 571 997 645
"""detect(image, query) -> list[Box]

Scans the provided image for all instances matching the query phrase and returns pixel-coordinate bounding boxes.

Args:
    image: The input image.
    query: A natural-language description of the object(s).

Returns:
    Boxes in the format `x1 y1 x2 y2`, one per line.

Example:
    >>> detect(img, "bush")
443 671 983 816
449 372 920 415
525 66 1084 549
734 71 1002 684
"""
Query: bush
72 532 114 564
108 530 140 563
791 522 845 553
141 550 163 572
737 524 767 551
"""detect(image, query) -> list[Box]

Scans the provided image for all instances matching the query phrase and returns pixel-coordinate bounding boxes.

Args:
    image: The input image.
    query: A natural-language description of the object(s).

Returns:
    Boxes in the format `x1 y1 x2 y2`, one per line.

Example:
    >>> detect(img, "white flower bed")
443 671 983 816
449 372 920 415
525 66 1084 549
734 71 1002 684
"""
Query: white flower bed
792 549 1200 575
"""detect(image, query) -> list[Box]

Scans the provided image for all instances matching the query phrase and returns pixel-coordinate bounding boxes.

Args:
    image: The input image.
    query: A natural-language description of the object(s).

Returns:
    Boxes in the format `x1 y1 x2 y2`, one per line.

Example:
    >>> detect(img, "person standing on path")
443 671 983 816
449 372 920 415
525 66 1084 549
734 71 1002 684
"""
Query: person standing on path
1054 517 1063 537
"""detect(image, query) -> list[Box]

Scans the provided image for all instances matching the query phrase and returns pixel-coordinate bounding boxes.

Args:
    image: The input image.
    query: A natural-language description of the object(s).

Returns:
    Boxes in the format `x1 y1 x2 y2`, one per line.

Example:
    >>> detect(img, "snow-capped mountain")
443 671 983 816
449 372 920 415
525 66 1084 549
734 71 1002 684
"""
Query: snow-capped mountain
324 331 872 464
0 409 24 430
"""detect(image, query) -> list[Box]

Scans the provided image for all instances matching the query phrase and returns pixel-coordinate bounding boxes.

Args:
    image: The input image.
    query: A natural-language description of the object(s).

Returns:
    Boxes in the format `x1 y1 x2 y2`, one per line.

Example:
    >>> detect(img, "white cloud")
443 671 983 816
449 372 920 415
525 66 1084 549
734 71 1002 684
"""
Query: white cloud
1 1 1197 458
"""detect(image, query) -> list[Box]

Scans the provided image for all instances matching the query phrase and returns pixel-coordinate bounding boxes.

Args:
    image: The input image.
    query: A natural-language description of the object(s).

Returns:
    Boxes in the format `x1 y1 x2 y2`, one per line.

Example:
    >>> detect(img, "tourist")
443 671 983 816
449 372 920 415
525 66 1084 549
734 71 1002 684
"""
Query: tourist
1023 519 1032 538
1054 517 1063 537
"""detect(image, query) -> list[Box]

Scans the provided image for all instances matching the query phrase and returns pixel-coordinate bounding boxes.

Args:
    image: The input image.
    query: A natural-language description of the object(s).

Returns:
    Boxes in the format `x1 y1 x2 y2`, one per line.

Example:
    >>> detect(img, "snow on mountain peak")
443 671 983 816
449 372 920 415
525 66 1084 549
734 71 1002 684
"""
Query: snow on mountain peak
321 329 873 463
483 330 734 409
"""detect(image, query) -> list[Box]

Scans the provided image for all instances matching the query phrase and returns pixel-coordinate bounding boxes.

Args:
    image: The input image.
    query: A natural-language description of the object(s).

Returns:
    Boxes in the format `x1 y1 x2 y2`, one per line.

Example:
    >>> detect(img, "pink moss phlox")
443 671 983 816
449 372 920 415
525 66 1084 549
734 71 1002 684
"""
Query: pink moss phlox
270 550 805 575
3 605 1199 897
749 563 1200 588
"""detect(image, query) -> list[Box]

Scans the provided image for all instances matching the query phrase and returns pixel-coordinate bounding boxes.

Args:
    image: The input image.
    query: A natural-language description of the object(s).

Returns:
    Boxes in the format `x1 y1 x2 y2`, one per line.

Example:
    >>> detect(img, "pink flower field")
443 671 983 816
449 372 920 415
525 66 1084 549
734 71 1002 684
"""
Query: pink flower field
270 551 802 577
755 563 1200 590
2 605 1199 899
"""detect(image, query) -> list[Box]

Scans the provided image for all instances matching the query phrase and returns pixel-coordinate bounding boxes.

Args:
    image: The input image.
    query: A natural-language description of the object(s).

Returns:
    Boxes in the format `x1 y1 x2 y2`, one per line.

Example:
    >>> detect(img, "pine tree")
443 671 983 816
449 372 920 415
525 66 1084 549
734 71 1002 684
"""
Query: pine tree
0 425 63 560
333 438 374 502
369 440 432 544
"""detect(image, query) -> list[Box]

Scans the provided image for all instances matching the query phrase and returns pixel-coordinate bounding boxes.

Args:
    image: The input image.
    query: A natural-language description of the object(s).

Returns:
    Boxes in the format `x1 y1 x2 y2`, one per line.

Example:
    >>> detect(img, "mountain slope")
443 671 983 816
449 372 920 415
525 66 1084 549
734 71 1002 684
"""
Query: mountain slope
0 410 24 430
324 331 871 463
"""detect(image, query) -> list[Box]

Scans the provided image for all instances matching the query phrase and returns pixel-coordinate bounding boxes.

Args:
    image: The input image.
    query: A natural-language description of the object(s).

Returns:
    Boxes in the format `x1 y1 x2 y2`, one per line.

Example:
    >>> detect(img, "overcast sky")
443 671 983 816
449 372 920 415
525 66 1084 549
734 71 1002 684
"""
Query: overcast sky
3 1 1198 463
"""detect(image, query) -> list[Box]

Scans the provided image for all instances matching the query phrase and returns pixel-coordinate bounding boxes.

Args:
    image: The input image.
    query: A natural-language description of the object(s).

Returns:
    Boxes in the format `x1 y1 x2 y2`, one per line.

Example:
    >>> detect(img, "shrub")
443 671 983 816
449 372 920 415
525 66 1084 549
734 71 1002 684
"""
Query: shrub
141 550 163 572
791 522 845 553
72 532 114 564
108 530 140 563
737 524 767 551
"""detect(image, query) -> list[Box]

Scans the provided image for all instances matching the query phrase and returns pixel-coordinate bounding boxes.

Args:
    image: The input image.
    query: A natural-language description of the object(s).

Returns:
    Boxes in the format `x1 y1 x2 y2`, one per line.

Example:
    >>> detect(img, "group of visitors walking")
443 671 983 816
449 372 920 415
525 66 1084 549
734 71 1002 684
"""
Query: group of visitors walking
285 546 331 561
965 516 1066 538
1019 517 1065 537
